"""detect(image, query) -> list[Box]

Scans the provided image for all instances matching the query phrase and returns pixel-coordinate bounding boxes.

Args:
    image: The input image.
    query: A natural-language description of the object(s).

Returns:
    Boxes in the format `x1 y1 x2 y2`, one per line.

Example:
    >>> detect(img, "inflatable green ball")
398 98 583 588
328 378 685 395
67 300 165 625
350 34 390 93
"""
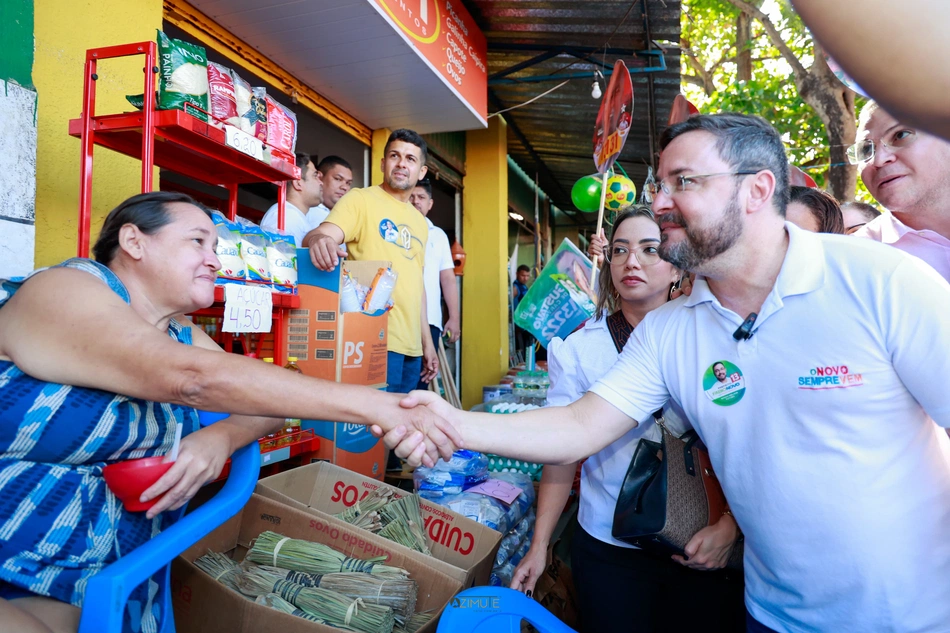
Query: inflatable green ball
571 174 603 213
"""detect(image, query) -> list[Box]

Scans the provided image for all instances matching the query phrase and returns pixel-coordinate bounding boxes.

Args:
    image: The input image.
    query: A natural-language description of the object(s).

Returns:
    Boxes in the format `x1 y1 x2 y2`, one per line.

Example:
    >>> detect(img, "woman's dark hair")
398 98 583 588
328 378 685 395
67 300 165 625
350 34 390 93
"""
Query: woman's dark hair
789 186 845 234
92 191 210 264
595 205 660 320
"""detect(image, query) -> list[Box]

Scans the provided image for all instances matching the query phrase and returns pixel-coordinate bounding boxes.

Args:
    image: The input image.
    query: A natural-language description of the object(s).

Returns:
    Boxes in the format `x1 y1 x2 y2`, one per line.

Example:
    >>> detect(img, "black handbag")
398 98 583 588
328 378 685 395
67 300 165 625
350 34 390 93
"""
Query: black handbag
611 419 744 569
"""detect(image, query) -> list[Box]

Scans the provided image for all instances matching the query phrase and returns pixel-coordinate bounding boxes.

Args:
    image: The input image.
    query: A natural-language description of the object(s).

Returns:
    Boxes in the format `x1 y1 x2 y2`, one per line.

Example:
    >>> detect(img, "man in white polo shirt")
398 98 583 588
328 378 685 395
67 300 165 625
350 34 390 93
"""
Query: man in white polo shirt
260 152 323 246
382 114 950 633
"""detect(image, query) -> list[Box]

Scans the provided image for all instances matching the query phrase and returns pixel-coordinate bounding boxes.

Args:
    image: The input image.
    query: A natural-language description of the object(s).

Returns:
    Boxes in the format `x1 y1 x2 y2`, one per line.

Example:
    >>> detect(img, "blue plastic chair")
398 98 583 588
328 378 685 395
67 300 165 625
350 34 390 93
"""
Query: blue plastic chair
437 586 578 633
78 411 261 633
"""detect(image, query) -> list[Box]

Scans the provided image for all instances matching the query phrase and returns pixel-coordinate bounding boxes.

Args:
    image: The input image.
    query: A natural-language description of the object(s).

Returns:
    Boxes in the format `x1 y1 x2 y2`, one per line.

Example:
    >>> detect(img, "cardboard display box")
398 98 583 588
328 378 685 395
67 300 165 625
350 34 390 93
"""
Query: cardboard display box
256 462 503 588
172 493 462 633
289 253 392 479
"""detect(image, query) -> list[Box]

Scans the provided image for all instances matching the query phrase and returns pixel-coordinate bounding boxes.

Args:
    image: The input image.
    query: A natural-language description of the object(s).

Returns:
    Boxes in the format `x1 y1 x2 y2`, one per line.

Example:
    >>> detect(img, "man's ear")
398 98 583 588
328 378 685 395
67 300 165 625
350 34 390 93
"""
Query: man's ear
117 224 146 261
747 170 777 215
418 165 428 181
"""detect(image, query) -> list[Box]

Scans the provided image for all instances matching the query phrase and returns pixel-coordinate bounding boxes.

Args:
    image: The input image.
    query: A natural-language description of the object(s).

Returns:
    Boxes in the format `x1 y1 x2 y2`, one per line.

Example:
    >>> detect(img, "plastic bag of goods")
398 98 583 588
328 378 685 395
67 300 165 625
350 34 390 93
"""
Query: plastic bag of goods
490 535 533 587
266 232 297 293
236 217 271 283
211 212 246 283
363 267 398 313
494 509 536 566
435 472 535 534
339 270 369 313
266 95 298 156
231 71 268 141
413 450 489 500
207 62 239 127
157 30 209 120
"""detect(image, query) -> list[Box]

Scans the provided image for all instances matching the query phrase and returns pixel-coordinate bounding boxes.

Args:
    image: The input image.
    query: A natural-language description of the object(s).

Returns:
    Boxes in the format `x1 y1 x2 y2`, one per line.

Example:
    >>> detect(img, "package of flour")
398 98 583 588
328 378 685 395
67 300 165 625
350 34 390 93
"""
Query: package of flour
266 231 297 293
210 211 246 282
236 217 271 283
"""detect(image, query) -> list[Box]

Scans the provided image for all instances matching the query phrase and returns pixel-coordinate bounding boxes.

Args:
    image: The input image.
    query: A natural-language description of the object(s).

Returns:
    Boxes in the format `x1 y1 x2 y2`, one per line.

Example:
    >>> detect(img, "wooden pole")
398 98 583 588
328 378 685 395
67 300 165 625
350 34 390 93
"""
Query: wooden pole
590 172 609 286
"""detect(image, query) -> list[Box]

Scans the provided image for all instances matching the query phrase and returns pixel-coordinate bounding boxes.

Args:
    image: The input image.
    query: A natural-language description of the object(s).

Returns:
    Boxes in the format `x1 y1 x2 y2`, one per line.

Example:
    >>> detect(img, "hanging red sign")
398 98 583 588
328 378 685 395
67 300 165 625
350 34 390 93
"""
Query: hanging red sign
593 60 634 174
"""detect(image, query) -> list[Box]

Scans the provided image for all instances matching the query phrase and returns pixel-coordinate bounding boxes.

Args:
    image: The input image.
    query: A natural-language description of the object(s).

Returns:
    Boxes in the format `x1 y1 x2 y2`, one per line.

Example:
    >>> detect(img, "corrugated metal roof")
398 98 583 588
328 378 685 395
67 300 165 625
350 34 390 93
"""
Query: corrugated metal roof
462 0 682 226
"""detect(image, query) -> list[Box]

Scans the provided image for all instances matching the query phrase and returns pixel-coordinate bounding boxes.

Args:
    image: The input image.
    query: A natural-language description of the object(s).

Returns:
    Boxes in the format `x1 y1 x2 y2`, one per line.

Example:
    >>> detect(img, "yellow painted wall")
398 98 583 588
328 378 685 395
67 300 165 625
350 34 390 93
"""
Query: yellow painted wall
461 118 508 409
370 128 391 187
33 0 162 267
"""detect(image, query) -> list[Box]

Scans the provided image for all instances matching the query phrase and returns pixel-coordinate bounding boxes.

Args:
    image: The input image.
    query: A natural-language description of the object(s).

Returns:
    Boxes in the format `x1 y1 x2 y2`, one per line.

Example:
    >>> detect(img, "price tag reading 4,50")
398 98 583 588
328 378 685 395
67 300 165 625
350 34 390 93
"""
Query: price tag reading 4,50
223 285 273 333
224 124 264 161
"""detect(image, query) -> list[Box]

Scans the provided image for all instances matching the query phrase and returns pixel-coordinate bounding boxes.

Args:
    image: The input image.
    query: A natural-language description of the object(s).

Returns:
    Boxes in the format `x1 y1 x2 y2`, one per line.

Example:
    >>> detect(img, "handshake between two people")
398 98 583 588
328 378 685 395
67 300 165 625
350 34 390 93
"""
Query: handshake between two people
372 390 464 467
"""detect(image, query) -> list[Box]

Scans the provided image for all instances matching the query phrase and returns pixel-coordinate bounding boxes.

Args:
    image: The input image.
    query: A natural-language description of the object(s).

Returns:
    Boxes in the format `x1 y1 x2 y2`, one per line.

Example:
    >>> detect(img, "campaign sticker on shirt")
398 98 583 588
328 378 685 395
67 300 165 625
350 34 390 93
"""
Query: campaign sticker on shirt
379 219 399 243
703 360 745 406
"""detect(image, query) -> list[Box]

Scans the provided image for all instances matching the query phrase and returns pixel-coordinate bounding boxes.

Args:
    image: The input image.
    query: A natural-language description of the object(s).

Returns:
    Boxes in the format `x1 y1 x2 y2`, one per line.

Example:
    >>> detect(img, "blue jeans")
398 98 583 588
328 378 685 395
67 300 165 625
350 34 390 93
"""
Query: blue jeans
386 352 423 394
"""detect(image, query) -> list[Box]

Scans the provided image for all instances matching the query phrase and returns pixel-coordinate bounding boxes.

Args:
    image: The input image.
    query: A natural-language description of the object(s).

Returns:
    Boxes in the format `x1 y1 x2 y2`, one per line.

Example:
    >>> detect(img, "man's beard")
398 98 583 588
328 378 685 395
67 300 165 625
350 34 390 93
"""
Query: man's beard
386 172 416 191
658 190 743 271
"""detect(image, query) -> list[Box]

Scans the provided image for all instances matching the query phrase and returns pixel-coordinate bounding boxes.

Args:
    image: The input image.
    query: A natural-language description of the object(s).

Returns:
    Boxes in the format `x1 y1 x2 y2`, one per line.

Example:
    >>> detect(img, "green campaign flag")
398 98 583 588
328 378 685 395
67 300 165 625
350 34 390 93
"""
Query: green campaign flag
514 239 598 347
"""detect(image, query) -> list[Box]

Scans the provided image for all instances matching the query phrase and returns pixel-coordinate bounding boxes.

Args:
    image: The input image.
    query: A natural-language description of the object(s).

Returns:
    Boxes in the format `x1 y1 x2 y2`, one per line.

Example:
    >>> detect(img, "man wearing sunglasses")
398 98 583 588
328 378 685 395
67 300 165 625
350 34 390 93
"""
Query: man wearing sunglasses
850 101 950 281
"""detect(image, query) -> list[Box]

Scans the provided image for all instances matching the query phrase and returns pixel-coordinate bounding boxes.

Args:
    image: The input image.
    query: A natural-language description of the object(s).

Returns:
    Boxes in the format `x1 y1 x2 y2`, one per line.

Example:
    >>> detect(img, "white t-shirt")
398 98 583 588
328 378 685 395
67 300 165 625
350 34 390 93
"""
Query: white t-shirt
590 223 950 633
547 316 690 549
308 203 332 230
260 201 309 247
424 218 454 329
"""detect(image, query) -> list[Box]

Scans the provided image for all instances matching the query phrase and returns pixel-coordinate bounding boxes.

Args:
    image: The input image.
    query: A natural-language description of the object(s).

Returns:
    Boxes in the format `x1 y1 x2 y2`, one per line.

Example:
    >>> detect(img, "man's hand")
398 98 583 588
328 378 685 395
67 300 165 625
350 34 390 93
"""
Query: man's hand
444 317 460 344
588 228 607 262
420 339 439 384
672 514 739 570
370 390 461 467
140 424 233 519
510 545 549 595
308 234 347 271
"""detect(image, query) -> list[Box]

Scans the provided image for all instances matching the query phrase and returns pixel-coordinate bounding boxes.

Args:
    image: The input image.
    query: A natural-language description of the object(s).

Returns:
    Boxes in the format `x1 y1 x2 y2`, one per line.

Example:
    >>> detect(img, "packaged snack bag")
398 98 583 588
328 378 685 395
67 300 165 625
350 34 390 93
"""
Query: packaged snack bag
363 267 398 313
265 95 298 155
207 62 239 126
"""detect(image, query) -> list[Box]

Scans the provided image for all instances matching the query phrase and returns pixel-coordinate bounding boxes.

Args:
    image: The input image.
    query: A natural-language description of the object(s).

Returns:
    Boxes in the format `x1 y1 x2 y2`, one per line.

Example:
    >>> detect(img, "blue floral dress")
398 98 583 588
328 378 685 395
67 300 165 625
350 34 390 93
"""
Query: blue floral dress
0 258 200 633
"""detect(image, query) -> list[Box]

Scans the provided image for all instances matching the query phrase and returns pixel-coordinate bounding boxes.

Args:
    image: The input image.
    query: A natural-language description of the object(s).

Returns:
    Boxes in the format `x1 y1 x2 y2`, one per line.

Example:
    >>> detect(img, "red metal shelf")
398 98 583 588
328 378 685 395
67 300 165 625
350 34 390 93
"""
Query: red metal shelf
68 109 299 187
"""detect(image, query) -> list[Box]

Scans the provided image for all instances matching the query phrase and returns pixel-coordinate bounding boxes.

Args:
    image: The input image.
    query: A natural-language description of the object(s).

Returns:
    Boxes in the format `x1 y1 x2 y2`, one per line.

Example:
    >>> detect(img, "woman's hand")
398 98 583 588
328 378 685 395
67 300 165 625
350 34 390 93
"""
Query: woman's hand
588 229 607 262
672 513 739 570
510 544 549 595
140 424 233 519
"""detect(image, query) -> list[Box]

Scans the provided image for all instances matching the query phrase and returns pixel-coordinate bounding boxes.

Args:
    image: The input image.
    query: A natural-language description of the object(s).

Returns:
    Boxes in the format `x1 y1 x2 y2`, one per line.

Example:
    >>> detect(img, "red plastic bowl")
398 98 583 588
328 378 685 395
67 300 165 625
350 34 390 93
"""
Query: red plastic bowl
102 456 174 512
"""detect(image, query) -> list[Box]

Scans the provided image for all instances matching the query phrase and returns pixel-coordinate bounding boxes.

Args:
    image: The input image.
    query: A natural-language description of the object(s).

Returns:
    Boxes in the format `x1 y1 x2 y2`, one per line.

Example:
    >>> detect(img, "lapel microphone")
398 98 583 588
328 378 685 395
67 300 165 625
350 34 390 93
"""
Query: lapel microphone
733 312 758 341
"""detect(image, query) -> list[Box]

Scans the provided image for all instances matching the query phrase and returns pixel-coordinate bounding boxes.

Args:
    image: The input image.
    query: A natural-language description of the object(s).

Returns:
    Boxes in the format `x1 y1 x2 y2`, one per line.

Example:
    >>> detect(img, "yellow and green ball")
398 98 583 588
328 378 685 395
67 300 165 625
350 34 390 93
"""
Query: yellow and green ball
604 175 637 211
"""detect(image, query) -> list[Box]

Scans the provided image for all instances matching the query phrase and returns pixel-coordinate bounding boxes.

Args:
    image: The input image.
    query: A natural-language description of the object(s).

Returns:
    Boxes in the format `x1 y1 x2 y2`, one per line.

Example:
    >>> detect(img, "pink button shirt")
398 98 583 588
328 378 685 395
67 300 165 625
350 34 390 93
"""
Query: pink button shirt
854 212 950 282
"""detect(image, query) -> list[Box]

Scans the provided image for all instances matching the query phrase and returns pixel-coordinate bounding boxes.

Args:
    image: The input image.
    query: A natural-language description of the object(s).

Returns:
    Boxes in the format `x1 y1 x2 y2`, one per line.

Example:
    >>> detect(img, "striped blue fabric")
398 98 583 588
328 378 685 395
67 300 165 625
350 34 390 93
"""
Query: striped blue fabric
0 259 200 633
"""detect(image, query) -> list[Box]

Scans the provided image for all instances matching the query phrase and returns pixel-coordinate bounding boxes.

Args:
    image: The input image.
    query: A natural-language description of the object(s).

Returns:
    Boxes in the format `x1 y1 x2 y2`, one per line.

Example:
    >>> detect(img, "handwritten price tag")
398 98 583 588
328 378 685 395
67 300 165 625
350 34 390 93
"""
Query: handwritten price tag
467 479 523 505
222 285 273 333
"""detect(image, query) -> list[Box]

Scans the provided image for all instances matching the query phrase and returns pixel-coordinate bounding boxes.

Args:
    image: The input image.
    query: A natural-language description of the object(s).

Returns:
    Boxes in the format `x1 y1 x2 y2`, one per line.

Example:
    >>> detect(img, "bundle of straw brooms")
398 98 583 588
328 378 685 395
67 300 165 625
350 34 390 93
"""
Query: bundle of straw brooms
194 531 436 633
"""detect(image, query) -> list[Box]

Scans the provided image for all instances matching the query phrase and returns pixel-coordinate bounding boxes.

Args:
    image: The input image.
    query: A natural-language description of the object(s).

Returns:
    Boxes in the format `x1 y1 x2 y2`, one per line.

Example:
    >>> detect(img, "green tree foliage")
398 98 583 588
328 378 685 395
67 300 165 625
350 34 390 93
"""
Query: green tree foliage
681 0 873 201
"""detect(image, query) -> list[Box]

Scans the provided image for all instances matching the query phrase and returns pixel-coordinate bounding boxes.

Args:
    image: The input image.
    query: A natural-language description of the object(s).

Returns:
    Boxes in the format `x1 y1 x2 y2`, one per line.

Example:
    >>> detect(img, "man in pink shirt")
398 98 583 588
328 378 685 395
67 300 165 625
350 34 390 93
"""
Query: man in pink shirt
851 101 950 281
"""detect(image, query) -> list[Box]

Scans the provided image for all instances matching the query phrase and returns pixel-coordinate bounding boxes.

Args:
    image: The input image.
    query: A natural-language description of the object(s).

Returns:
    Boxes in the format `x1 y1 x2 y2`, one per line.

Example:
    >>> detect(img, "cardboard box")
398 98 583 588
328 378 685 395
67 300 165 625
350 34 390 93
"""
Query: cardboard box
256 462 503 588
290 253 389 388
172 493 462 633
289 254 392 479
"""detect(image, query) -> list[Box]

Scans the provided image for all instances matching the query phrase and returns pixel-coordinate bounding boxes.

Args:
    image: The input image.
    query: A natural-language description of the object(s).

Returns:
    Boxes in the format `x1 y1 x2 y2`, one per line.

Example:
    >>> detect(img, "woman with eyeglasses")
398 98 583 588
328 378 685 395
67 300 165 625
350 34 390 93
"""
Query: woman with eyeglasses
509 206 744 633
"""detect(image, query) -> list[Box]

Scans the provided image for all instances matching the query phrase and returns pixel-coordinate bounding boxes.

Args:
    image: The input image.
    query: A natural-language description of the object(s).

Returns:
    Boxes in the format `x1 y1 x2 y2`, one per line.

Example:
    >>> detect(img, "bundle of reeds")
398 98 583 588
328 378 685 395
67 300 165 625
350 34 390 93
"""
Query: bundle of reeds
395 610 435 633
335 488 395 531
239 566 395 633
255 593 326 623
246 564 418 623
194 550 244 593
378 495 431 555
246 531 409 577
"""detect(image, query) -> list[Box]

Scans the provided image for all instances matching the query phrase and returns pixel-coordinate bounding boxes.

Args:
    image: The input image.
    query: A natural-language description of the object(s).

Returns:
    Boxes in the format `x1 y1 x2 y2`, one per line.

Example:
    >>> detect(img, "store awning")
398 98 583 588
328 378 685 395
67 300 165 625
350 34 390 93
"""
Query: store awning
186 0 488 134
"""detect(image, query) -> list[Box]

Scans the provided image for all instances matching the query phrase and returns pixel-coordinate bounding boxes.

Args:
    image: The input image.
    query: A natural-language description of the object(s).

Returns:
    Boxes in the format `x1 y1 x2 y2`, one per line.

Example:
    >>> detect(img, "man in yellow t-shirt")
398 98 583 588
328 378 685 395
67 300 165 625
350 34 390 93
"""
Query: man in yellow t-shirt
304 129 438 397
